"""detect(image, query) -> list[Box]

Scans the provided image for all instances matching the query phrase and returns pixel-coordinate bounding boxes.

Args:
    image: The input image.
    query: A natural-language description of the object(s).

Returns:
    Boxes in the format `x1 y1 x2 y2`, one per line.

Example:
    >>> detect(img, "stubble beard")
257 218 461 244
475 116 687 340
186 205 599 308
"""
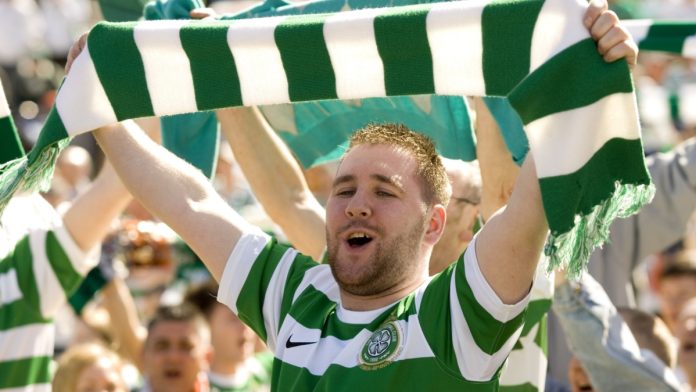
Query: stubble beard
327 217 427 296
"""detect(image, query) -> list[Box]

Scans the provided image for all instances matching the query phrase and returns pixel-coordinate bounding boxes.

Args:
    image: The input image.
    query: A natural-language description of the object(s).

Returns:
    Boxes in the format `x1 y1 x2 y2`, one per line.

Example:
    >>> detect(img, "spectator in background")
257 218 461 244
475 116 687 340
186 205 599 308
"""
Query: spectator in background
675 297 696 389
53 343 128 392
656 250 696 332
186 281 272 391
140 304 213 392
554 272 681 392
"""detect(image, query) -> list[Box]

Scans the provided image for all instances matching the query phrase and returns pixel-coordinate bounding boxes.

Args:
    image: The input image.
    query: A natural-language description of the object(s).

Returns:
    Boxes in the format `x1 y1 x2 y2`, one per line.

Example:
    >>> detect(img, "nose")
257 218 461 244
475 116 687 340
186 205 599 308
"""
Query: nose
345 192 371 219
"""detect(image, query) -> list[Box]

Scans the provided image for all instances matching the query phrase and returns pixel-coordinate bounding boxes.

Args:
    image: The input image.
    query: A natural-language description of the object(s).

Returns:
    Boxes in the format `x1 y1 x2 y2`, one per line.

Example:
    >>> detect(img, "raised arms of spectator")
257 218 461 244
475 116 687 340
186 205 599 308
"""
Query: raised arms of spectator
553 272 682 391
102 276 147 371
217 107 327 260
62 146 131 253
94 120 253 282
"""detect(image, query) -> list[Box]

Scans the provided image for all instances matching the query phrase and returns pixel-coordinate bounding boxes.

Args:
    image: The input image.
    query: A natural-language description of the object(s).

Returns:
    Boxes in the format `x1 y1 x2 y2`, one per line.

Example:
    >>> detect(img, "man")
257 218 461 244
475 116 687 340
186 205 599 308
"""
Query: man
554 272 681 391
186 282 272 391
216 106 482 271
0 140 131 392
140 304 213 392
70 2 636 389
656 250 696 332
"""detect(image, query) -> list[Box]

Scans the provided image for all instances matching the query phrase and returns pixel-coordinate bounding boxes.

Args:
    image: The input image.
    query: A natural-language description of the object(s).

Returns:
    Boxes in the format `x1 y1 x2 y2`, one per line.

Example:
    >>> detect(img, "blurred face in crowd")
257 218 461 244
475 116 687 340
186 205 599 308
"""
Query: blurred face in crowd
142 320 212 392
567 356 593 392
658 275 696 331
676 299 696 377
75 357 127 392
209 303 256 366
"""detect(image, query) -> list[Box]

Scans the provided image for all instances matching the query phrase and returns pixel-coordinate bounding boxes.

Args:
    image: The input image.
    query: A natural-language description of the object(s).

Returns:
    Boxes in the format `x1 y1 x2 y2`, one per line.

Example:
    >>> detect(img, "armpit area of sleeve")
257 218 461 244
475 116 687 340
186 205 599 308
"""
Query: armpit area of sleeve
218 229 271 314
464 236 531 321
51 223 100 276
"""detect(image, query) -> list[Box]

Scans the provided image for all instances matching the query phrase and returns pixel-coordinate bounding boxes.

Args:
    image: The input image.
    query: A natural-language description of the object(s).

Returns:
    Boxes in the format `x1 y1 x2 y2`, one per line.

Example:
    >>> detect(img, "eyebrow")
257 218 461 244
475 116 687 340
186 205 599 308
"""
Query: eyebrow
332 173 405 192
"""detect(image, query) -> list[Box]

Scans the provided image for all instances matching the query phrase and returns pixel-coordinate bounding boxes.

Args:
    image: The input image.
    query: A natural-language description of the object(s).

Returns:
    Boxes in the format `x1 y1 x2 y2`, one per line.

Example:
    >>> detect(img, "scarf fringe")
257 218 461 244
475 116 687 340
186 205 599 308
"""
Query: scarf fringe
544 181 656 278
0 140 68 212
0 157 27 214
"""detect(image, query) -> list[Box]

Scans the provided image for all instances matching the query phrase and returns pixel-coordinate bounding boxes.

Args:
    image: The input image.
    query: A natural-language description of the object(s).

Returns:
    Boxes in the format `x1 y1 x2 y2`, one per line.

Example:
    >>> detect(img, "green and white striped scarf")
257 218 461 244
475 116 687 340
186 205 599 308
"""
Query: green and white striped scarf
0 80 24 165
625 20 696 58
0 0 654 275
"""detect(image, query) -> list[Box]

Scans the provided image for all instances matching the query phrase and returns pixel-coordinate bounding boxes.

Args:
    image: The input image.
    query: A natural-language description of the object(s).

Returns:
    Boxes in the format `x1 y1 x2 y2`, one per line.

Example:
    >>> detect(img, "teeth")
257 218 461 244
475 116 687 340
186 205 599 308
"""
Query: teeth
348 232 370 239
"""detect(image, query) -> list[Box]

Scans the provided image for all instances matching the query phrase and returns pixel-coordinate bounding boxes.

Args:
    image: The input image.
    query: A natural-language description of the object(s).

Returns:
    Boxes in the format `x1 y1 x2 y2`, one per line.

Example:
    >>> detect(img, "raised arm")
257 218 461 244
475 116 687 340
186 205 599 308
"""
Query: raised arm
217 107 327 260
472 0 637 304
62 148 131 253
94 120 253 281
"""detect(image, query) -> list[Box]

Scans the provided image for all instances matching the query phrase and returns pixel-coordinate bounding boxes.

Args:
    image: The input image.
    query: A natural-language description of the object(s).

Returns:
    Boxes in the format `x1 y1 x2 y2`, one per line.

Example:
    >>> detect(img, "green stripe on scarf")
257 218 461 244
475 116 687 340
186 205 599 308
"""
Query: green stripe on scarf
508 39 633 124
0 116 24 164
643 22 696 54
482 0 544 96
277 14 338 101
89 22 155 120
181 21 245 109
375 5 434 96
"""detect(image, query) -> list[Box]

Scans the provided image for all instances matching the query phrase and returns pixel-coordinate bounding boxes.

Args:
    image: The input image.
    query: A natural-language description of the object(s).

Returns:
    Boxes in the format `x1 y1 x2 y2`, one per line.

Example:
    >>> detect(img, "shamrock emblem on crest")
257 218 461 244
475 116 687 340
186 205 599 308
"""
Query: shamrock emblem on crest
367 328 392 357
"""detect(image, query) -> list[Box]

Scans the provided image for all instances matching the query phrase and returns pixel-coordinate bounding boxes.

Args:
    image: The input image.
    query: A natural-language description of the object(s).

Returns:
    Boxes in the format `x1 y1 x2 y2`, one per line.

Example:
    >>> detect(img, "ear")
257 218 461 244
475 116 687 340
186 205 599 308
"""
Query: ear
424 204 446 246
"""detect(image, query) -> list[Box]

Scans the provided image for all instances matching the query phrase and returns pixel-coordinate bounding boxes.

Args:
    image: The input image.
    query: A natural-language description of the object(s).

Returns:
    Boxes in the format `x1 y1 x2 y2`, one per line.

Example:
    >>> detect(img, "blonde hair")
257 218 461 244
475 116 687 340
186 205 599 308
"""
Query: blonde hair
348 123 451 206
52 343 123 392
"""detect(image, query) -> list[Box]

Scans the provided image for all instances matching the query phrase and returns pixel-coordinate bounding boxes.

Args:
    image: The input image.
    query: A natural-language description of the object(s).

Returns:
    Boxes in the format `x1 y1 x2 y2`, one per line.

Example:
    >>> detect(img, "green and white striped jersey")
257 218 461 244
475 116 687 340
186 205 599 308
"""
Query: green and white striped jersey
208 351 273 392
218 231 531 391
0 194 99 392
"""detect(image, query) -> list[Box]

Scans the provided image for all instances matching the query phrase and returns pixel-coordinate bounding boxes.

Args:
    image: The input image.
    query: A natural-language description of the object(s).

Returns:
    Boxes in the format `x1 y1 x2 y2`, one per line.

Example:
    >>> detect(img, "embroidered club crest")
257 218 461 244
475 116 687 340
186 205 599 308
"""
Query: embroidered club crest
359 321 402 369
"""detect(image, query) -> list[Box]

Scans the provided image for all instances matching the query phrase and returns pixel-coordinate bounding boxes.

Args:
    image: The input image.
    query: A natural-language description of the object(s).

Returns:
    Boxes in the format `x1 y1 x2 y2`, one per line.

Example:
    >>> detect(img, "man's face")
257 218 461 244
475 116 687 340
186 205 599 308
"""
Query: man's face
142 320 211 392
325 144 433 296
658 275 696 331
676 300 696 372
209 304 256 366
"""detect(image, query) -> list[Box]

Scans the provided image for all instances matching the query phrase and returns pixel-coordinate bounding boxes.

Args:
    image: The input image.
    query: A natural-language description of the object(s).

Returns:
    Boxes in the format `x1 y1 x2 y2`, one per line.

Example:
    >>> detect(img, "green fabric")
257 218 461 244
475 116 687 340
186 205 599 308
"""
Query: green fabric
375 6 434 96
98 0 148 22
277 15 337 102
641 22 696 54
482 0 544 96
0 356 52 389
68 265 109 314
89 22 154 120
144 0 220 179
0 116 24 164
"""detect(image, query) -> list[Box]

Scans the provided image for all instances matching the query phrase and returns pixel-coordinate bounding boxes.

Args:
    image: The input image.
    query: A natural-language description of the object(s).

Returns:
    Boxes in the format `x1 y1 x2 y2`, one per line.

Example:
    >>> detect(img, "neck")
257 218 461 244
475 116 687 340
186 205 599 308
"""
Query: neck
340 271 427 311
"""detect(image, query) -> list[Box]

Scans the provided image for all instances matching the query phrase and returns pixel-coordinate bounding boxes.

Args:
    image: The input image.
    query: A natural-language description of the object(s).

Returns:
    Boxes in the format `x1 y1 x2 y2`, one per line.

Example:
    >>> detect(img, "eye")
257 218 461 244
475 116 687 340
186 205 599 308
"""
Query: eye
335 188 355 197
376 190 395 197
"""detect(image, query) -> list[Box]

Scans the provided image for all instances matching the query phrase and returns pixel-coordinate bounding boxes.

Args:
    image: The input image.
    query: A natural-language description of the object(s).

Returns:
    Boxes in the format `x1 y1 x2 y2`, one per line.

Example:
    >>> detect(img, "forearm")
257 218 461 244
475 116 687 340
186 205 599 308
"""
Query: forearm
217 107 327 259
553 275 680 391
473 97 519 222
476 155 548 304
94 120 244 281
62 146 131 252
102 277 146 371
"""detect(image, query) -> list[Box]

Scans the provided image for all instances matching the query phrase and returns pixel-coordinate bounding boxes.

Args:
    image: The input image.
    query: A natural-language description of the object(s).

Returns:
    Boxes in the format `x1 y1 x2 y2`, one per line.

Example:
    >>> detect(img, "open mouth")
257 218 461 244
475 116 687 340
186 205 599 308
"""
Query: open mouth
163 369 182 379
347 232 373 248
683 342 696 352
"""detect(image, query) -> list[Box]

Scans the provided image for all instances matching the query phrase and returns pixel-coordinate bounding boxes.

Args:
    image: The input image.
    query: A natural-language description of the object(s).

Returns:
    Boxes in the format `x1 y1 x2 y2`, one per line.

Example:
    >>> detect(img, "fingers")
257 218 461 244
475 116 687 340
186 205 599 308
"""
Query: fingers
65 33 88 74
603 39 638 65
190 7 217 20
583 0 608 30
588 9 619 42
584 0 638 67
